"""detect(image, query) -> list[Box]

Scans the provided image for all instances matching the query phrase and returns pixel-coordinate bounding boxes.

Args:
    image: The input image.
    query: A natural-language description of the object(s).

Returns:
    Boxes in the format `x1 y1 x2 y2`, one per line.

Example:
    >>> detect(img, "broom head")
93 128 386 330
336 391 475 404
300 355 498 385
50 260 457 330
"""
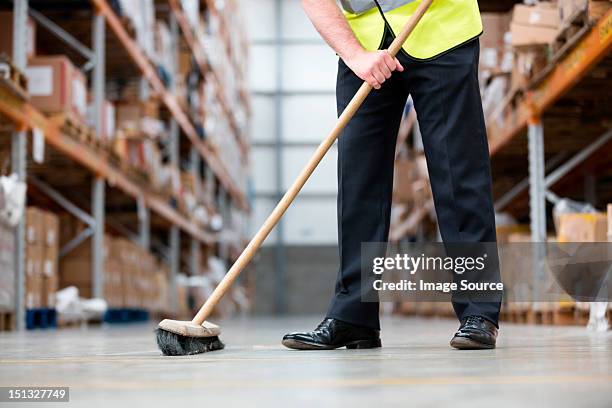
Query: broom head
156 319 224 356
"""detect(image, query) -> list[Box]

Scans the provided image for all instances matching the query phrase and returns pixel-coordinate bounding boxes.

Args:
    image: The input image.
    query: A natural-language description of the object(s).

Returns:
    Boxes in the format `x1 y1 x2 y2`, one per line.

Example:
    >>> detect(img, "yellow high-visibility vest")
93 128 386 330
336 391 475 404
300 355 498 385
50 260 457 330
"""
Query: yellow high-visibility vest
340 0 483 59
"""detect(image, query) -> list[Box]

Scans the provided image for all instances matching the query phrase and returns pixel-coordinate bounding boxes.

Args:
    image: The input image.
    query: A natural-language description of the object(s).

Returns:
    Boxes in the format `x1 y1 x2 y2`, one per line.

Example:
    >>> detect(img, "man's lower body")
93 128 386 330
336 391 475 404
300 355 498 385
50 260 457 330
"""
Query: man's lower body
283 35 501 350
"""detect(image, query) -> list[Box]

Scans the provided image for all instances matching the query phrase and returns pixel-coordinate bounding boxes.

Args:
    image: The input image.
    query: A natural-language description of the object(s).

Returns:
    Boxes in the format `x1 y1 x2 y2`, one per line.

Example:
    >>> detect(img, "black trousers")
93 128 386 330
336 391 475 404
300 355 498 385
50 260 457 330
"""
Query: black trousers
326 35 501 330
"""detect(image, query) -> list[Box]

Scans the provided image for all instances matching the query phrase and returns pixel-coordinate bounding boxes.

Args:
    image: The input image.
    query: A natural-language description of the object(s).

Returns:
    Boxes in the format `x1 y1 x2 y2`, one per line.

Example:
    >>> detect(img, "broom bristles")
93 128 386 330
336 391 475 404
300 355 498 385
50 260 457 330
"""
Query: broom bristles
156 328 225 356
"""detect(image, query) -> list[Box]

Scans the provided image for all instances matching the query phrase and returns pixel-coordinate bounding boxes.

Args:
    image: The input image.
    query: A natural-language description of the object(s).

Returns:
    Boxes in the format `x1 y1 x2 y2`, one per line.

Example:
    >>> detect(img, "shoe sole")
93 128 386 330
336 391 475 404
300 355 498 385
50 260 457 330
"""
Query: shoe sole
282 338 382 350
450 336 495 350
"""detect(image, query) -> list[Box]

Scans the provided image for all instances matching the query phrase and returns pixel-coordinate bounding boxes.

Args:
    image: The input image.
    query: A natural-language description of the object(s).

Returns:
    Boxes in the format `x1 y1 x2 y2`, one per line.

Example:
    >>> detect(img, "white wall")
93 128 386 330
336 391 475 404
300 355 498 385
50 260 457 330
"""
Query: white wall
245 0 340 245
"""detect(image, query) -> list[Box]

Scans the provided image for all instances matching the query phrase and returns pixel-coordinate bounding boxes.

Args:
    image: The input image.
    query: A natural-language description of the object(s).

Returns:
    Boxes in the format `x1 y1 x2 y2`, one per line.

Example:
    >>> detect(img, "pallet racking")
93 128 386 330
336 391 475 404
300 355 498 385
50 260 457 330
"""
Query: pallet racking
0 0 251 329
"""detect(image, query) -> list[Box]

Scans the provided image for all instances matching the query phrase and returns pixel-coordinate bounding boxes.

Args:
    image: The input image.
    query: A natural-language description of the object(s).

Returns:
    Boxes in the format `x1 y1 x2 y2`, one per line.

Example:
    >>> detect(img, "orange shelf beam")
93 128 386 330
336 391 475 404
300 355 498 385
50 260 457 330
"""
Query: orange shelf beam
0 83 215 245
488 9 612 156
168 0 250 158
91 0 248 210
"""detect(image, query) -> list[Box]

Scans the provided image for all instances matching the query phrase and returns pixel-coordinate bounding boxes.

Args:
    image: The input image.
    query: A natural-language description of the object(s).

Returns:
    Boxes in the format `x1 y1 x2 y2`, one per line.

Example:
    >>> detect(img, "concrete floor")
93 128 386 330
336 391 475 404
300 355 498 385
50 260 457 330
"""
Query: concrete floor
0 316 611 407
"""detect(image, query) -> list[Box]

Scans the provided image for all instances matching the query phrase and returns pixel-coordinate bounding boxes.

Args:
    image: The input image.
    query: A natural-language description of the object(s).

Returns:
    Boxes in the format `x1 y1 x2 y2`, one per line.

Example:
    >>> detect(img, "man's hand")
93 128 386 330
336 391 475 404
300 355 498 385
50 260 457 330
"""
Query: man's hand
344 49 404 89
300 0 404 90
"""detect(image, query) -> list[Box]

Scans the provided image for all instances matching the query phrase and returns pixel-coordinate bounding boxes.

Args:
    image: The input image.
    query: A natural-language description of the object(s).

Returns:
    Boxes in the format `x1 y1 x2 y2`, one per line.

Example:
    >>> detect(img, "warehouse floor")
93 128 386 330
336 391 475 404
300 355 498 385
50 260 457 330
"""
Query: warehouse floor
1 316 611 407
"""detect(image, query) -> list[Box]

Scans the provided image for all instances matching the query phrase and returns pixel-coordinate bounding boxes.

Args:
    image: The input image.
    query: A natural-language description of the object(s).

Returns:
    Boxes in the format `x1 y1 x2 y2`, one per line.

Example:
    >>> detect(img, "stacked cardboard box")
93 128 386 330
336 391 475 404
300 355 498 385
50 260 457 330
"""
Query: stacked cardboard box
104 244 124 308
115 99 163 138
557 212 608 242
392 154 431 206
176 276 191 319
392 158 416 204
25 56 87 123
156 264 170 313
480 12 512 74
510 3 560 89
86 97 116 143
496 224 531 244
481 1 610 128
113 99 175 192
112 238 138 308
59 233 111 299
102 237 171 312
25 208 59 309
511 3 560 47
479 12 513 123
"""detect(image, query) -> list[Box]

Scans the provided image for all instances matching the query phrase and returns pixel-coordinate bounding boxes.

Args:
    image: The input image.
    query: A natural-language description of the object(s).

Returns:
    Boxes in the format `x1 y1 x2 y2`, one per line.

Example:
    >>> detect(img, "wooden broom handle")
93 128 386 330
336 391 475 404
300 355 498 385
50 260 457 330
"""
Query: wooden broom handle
193 0 433 325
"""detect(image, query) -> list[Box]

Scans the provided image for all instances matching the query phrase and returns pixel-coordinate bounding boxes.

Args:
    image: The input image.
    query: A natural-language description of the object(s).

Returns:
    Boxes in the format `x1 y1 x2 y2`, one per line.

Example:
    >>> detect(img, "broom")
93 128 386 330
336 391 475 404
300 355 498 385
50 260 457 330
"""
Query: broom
156 0 434 356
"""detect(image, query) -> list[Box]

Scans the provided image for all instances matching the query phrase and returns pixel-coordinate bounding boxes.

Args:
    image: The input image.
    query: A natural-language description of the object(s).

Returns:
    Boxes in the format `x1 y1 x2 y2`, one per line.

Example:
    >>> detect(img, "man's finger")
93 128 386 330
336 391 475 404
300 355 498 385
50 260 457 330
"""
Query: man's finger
395 58 404 72
372 68 386 85
383 52 397 72
366 74 381 89
379 62 392 79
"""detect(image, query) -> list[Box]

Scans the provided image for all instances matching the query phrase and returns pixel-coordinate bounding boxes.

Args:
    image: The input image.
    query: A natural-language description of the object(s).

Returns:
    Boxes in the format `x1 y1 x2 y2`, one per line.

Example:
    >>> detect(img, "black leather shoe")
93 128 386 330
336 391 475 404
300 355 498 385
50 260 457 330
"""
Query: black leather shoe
282 318 381 350
450 316 498 349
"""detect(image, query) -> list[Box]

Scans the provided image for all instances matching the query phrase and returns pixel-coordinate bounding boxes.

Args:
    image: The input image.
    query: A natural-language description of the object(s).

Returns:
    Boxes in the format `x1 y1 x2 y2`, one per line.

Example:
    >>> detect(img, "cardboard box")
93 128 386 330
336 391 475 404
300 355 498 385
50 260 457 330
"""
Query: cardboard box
481 12 512 49
59 234 111 298
42 210 60 280
71 65 87 120
87 98 116 142
104 257 125 308
43 275 58 307
26 207 45 244
507 232 533 243
393 158 415 203
496 225 531 244
25 274 44 309
0 12 36 59
43 211 59 248
513 3 560 29
512 48 549 88
510 23 558 47
115 100 162 142
177 282 190 318
62 234 111 260
116 100 159 128
480 12 512 69
25 243 45 277
557 213 608 242
43 246 58 278
26 56 87 122
60 258 92 286
76 285 92 299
